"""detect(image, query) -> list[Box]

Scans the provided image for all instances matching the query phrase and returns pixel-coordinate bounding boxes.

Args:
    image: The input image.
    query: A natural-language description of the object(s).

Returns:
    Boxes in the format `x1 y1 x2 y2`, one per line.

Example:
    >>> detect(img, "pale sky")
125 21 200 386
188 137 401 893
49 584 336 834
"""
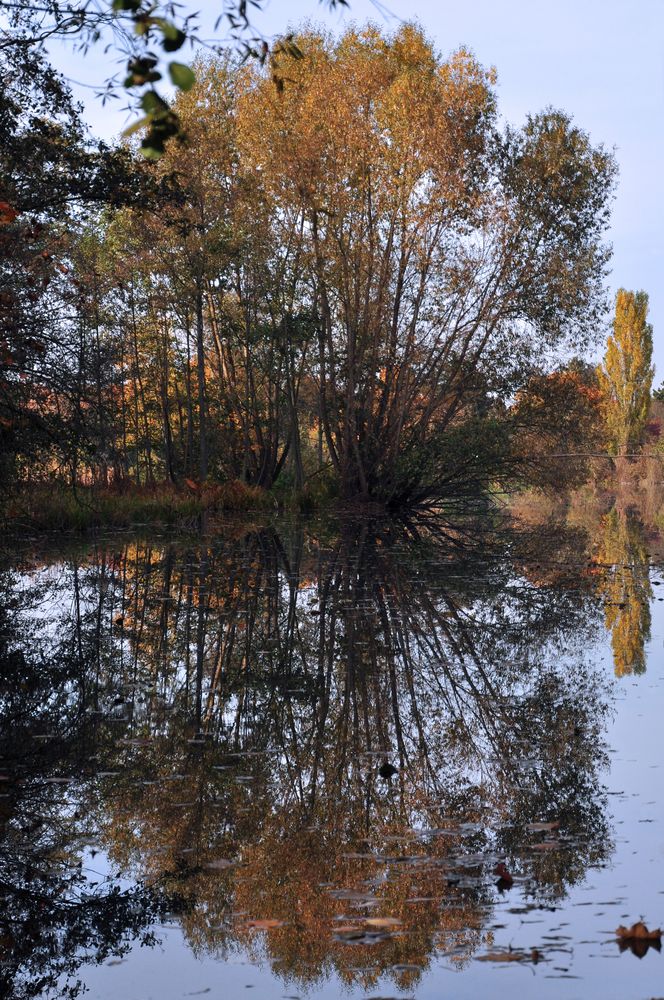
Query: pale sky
45 0 664 378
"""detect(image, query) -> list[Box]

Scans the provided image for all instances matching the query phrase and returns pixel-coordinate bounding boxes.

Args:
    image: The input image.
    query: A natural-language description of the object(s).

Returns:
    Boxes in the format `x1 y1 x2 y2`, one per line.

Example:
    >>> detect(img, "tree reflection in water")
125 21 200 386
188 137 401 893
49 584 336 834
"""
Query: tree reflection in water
0 514 614 997
596 506 652 676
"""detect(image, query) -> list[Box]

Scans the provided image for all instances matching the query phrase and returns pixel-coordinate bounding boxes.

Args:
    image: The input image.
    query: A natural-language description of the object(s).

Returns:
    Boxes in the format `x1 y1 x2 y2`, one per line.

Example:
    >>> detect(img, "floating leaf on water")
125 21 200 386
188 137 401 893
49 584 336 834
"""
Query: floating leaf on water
615 921 661 941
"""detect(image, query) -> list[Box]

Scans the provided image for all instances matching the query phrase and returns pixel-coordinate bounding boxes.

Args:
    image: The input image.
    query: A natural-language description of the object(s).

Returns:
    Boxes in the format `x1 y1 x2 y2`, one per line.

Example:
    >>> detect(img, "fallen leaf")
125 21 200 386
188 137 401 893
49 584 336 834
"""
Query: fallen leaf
616 922 662 941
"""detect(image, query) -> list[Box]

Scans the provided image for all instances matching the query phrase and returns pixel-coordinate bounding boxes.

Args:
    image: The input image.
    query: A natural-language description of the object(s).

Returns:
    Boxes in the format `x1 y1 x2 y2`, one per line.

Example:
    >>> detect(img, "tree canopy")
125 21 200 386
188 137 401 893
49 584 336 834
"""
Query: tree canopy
0 23 617 509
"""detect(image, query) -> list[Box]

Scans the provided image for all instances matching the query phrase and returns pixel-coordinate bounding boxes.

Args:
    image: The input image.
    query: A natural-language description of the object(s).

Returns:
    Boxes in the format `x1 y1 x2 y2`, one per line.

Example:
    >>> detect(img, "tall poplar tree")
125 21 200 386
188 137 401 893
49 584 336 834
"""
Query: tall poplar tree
598 289 653 456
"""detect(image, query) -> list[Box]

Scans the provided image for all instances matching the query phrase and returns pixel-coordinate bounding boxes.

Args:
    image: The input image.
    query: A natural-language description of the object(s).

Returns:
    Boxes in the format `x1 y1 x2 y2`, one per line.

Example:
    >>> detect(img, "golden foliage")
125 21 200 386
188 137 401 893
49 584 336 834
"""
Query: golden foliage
596 508 652 676
597 289 653 456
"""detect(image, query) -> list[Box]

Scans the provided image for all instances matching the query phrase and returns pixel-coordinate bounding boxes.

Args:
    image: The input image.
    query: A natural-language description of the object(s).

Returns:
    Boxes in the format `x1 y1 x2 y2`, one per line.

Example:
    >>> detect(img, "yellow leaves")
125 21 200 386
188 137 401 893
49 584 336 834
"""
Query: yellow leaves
598 289 653 455
235 24 495 223
596 508 651 677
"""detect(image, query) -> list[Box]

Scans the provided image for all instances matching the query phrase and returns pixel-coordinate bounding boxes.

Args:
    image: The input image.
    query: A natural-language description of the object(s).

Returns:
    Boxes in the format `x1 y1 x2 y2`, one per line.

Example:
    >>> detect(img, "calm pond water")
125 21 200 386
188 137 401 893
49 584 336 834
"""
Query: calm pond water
1 507 664 999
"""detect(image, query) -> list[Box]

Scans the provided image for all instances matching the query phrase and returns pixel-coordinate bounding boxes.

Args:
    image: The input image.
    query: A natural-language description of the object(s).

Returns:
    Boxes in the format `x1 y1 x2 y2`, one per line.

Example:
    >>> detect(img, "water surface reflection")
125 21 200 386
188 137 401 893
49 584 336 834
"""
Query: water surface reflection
0 512 634 997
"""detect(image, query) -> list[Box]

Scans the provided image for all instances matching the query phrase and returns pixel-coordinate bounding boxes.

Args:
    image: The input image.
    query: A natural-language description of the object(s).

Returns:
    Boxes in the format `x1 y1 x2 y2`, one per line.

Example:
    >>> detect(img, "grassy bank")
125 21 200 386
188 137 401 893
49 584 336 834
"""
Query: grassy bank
1 481 274 533
2 474 503 535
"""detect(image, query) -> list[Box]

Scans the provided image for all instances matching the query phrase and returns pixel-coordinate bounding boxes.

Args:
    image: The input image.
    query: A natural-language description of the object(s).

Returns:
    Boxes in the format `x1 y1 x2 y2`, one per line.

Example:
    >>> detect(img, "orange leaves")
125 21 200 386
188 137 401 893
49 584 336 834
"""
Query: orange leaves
616 923 662 958
237 24 494 219
616 922 661 941
0 202 18 226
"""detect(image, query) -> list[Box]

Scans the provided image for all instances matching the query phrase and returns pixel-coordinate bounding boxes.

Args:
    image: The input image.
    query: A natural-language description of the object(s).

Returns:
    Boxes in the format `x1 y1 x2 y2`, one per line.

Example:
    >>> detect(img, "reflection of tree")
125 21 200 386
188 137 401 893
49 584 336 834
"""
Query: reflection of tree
596 507 652 676
0 517 612 995
0 563 181 1000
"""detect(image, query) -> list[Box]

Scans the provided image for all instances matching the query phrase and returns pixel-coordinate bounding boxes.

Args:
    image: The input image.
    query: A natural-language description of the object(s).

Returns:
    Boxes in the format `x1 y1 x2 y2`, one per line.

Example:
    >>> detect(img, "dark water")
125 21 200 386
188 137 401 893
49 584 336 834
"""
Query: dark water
1 508 663 999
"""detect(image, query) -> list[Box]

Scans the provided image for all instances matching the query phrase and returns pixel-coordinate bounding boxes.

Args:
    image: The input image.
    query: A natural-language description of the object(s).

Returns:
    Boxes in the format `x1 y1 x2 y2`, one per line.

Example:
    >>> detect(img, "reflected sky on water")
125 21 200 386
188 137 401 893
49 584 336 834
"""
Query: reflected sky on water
1 507 663 999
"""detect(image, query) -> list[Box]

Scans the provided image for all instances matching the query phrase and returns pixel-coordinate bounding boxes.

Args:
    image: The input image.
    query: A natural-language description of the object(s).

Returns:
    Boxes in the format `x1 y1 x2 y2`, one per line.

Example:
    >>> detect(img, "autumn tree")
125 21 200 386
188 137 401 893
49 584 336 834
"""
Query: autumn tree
597 289 653 456
1 23 618 507
511 362 604 490
237 25 616 504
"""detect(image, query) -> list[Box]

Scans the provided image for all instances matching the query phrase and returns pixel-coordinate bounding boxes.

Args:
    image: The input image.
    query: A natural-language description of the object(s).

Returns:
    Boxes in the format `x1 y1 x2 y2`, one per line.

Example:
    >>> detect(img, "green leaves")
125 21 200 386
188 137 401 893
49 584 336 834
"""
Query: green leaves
121 90 182 157
124 56 161 88
113 9 195 156
121 115 152 138
140 90 167 115
141 111 181 158
168 62 195 91
153 19 186 52
120 58 196 155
